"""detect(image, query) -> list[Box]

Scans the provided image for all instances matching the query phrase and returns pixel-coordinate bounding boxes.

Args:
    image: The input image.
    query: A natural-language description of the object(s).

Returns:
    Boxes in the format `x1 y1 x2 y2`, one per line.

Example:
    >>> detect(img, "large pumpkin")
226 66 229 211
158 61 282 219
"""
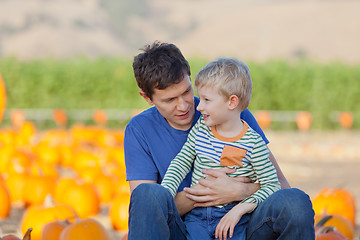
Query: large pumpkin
55 180 100 218
59 218 111 240
312 188 356 226
109 192 130 231
21 203 77 240
0 74 6 124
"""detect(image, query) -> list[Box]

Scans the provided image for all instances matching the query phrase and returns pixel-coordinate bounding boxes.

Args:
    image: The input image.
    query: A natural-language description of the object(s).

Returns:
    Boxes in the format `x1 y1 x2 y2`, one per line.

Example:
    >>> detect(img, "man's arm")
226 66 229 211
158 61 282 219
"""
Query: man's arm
268 149 291 189
183 168 260 208
129 180 157 193
183 148 290 207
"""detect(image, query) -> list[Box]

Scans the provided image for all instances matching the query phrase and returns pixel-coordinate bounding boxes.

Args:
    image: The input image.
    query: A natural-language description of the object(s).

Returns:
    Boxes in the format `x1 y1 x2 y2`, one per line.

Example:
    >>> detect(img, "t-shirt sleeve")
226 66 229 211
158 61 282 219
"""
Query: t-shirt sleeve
241 109 269 144
124 121 158 181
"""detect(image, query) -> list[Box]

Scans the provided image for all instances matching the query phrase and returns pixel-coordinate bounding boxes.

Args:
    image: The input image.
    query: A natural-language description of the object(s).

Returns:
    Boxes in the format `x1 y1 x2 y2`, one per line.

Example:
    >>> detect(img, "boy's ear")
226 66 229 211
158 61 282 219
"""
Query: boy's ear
139 91 154 105
228 95 239 110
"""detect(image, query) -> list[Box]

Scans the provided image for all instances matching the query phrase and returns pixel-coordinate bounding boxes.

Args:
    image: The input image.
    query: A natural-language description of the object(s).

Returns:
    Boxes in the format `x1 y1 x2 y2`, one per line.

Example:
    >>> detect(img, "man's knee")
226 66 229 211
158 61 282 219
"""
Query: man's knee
269 188 315 219
131 183 172 207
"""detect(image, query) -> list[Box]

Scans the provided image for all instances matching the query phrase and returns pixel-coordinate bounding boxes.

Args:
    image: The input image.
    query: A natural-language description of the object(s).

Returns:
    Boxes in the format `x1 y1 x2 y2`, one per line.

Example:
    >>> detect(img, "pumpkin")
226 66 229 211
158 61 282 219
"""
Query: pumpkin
53 109 68 127
55 180 100 218
109 192 131 231
315 226 349 240
0 74 6 124
0 181 11 218
255 111 271 129
59 218 111 240
93 110 108 125
92 174 117 204
3 173 27 204
338 112 353 129
22 175 56 207
314 214 354 239
41 220 69 240
10 110 25 129
312 188 356 226
296 111 312 131
20 203 77 240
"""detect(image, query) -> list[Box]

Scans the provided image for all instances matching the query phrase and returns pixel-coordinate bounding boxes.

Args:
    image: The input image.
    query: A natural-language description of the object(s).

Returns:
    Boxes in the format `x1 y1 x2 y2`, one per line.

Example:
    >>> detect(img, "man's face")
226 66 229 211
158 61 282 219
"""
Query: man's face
141 75 195 130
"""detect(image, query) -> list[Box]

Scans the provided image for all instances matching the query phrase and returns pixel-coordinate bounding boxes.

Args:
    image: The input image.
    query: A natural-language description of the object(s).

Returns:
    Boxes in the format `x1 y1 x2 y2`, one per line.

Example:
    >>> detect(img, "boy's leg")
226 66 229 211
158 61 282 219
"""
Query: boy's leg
212 204 250 240
128 183 187 240
246 188 315 240
184 207 212 240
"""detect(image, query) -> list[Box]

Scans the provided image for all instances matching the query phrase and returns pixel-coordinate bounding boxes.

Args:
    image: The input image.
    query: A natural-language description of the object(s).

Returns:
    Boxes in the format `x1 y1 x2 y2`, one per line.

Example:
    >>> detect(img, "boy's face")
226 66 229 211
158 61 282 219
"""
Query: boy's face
196 85 231 128
140 75 195 130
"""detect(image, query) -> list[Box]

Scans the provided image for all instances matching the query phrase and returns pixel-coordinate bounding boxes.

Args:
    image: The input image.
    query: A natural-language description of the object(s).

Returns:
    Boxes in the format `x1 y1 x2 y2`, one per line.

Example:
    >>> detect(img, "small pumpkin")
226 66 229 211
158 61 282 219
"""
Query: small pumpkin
314 214 354 239
0 181 11 218
93 110 108 125
338 112 353 129
0 74 6 124
255 111 271 129
53 109 68 127
41 220 69 240
296 111 312 131
59 218 111 240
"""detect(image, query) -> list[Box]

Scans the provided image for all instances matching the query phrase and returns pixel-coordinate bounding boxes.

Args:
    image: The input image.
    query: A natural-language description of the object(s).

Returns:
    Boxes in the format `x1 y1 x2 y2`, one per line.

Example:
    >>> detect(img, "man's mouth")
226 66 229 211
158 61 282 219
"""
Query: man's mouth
202 114 209 120
176 111 190 120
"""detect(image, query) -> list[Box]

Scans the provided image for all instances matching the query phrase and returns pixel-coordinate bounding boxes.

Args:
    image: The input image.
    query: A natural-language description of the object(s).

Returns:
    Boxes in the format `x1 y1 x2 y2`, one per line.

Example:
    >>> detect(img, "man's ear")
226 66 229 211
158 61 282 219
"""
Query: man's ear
228 95 239 110
139 91 154 105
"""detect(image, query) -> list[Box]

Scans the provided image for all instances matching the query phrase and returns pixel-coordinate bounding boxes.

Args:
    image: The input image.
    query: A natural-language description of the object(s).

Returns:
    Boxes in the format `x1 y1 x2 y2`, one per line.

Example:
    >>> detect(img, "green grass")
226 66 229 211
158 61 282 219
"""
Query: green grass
1 57 360 129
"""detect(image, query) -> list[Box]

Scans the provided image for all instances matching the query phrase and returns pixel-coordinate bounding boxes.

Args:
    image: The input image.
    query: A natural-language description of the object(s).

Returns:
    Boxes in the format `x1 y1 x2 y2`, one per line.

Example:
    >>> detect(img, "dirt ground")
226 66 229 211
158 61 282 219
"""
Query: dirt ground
268 130 360 238
1 130 359 239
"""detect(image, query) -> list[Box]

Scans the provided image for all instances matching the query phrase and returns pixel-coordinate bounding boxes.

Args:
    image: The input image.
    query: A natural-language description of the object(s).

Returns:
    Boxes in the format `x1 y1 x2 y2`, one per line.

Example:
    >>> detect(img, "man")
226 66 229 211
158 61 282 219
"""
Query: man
124 41 315 239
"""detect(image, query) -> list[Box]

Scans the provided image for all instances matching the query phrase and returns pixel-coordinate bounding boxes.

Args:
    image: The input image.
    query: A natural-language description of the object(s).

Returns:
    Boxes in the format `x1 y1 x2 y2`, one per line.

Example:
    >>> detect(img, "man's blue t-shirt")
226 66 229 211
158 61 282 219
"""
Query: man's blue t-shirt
124 97 268 192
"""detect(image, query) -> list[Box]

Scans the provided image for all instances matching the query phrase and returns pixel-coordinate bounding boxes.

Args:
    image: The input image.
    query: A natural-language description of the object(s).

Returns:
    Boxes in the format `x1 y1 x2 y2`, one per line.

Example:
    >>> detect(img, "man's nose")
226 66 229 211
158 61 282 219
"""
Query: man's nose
177 97 188 111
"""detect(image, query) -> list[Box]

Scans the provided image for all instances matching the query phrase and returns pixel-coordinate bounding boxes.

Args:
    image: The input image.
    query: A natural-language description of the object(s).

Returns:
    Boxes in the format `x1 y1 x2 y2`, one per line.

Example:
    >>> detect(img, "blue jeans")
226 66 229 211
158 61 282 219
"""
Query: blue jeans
128 183 315 240
184 203 250 240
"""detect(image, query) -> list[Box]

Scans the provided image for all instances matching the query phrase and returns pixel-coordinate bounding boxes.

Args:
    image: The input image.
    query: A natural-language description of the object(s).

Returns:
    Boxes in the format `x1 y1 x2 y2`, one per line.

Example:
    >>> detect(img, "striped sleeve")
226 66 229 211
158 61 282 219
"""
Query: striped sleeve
241 135 281 208
161 120 199 197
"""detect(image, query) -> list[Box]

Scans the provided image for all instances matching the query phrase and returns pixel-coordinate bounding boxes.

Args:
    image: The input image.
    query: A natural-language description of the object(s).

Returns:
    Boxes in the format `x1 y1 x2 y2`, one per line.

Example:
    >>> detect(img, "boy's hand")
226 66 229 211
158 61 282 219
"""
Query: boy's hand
215 207 243 240
215 203 256 240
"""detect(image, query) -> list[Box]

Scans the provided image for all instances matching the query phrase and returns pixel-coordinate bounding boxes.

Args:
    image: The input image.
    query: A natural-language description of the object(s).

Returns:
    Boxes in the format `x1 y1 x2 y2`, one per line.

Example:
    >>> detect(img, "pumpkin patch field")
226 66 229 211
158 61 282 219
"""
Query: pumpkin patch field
0 121 130 239
0 122 359 239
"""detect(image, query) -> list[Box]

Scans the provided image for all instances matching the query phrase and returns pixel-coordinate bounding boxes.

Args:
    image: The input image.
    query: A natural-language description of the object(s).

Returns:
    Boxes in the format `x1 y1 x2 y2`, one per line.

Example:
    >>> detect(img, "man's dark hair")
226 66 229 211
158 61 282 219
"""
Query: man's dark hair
133 41 191 100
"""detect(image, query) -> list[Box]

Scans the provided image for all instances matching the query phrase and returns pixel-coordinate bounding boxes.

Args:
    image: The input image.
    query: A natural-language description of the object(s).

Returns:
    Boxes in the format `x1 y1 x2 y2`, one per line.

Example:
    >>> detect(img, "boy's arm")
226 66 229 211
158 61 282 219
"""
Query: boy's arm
241 137 281 206
161 121 199 196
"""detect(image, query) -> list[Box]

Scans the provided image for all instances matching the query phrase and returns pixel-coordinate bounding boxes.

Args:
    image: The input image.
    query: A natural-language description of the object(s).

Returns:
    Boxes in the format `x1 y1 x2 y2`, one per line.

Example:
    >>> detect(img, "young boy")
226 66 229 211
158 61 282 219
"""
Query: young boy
161 58 281 240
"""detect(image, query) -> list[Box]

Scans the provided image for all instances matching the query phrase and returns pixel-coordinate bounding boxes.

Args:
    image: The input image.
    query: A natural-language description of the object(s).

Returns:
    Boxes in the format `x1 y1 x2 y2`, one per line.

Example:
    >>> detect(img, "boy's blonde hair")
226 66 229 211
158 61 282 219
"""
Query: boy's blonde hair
195 57 253 111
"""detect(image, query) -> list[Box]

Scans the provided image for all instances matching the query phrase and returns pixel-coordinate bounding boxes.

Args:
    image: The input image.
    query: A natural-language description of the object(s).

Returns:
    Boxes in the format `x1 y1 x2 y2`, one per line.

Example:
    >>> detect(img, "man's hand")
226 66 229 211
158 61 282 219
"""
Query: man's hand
183 168 260 207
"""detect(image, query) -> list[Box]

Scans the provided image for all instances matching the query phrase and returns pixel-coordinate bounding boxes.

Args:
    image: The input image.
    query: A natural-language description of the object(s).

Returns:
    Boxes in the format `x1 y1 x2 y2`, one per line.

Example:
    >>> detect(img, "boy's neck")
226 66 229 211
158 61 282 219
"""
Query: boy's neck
214 112 244 138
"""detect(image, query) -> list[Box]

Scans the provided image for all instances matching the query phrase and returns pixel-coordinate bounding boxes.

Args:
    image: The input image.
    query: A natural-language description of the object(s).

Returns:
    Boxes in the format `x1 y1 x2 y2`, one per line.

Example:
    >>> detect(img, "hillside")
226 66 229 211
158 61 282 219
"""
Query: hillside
0 0 359 62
